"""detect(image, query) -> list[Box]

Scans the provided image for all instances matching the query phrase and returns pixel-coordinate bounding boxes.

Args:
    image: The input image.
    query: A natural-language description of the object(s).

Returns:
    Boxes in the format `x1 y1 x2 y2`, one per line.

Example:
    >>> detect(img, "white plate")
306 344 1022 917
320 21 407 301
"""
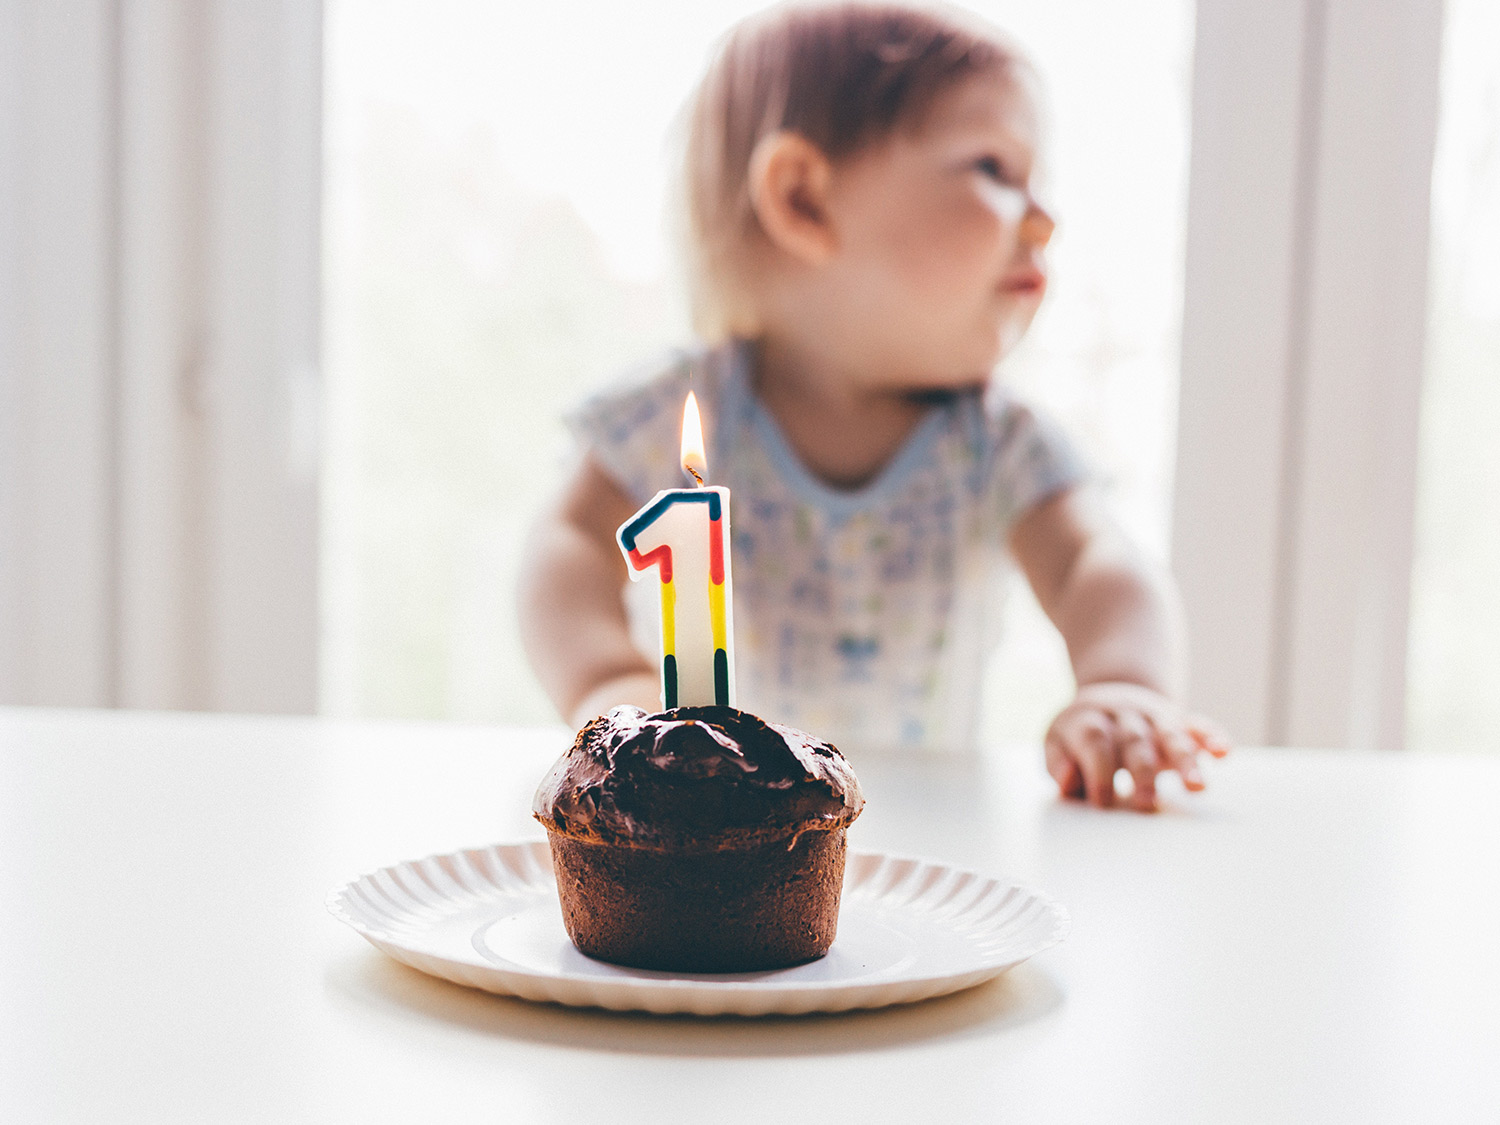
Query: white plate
327 841 1069 1017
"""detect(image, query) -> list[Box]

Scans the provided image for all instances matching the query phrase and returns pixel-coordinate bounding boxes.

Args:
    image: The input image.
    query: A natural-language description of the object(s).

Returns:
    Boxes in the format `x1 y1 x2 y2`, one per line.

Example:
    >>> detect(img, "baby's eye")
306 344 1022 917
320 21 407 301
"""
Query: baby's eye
975 155 1009 182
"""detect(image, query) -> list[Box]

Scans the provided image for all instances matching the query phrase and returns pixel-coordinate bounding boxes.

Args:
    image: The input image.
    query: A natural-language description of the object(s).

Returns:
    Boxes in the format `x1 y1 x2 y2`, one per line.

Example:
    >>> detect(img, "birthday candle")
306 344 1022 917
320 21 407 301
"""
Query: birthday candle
616 392 735 709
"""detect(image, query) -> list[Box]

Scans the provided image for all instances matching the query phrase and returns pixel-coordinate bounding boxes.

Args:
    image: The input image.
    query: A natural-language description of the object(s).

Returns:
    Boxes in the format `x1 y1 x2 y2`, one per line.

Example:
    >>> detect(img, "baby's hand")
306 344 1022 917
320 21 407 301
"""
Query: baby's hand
1044 682 1230 812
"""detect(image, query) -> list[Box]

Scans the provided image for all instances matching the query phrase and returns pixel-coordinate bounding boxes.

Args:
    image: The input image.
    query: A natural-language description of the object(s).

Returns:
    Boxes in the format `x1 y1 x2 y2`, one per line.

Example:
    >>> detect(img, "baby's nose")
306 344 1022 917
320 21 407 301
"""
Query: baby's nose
1020 204 1055 248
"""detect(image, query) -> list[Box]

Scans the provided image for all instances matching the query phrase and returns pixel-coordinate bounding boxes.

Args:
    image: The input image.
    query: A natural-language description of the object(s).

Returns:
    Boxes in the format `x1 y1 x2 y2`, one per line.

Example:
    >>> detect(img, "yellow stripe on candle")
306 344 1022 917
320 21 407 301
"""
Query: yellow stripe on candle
660 577 677 657
708 577 726 651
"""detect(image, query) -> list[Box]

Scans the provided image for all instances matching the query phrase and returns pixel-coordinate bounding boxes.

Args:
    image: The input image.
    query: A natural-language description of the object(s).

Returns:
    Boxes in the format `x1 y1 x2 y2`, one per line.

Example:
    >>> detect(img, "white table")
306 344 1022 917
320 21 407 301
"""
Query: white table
2 707 1497 1123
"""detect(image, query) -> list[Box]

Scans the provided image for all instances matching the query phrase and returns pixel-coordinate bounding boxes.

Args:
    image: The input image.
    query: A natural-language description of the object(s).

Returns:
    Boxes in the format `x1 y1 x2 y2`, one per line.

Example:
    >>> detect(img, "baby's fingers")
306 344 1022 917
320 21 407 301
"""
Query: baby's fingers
1047 710 1117 807
1043 737 1085 800
1071 716 1118 807
1158 728 1206 791
1116 711 1161 812
1186 716 1232 757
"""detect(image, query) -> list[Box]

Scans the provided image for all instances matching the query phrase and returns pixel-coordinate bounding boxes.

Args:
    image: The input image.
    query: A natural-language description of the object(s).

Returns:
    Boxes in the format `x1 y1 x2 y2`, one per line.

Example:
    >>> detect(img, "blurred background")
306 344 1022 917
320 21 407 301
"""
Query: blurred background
1 0 1495 753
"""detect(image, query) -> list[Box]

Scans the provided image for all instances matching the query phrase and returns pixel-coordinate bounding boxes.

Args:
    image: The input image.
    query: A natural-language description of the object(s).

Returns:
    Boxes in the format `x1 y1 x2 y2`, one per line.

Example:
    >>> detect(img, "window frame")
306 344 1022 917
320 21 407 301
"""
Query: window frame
1173 0 1445 749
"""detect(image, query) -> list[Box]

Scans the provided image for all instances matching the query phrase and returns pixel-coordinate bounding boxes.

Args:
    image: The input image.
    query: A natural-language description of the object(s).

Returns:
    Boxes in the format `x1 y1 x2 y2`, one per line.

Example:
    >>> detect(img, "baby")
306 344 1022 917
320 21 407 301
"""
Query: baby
520 2 1228 810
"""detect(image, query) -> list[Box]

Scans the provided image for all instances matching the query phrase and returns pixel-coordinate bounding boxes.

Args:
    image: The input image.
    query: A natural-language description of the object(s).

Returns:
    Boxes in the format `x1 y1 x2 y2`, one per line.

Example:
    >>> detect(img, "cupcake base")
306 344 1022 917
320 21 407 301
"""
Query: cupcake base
546 828 848 973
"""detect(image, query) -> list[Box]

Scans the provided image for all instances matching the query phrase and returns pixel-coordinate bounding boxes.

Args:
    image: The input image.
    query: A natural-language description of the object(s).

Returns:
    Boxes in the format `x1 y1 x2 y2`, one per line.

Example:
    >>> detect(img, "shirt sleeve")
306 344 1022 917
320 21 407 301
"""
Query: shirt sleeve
564 352 697 506
988 394 1090 527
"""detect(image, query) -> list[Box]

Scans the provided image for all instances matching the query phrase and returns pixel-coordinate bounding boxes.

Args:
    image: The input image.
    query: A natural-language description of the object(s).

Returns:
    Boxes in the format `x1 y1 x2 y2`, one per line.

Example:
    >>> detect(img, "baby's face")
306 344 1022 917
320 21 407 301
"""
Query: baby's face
821 70 1052 390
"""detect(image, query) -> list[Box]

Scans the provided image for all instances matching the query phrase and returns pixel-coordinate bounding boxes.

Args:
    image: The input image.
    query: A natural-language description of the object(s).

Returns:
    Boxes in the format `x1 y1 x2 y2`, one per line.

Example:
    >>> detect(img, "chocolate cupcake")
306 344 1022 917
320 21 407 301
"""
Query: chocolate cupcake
533 705 864 973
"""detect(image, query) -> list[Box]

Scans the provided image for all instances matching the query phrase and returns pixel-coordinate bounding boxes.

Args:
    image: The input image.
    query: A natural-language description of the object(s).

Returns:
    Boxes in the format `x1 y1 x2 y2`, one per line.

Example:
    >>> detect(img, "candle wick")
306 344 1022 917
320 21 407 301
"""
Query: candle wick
685 464 704 487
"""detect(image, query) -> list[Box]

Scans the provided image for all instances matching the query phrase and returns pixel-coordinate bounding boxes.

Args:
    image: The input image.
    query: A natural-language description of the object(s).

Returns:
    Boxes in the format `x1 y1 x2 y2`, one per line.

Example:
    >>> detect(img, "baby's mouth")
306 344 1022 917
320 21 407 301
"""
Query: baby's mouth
1000 269 1046 294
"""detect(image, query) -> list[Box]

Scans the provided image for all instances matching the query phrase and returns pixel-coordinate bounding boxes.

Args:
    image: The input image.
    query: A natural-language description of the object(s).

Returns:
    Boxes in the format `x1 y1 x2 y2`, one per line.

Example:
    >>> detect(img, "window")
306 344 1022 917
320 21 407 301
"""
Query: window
322 0 1194 737
1408 0 1500 754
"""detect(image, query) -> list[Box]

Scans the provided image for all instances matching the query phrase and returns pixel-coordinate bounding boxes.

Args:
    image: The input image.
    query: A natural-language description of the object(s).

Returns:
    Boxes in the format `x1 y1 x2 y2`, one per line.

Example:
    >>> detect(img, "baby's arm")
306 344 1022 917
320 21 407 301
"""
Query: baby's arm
518 455 661 726
1009 487 1229 810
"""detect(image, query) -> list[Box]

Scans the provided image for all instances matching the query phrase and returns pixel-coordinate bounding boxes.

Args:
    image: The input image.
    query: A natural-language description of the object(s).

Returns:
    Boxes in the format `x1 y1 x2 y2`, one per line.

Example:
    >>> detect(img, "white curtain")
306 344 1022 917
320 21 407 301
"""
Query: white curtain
0 0 322 712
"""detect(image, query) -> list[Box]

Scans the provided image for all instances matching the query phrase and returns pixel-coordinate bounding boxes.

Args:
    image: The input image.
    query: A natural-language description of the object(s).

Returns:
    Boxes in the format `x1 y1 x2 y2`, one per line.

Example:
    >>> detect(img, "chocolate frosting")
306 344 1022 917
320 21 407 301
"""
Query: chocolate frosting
533 706 864 852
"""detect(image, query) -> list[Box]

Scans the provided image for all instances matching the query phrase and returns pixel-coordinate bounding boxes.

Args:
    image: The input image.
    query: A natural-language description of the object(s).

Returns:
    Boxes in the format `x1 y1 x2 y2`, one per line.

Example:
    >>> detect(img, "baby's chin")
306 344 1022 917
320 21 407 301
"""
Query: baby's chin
951 316 1029 378
978 293 1041 359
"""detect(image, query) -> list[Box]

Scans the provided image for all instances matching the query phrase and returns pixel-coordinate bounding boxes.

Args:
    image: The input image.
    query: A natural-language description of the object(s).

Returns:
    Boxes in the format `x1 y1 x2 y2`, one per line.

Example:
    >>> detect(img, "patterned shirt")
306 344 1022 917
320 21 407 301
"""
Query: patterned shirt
568 340 1085 754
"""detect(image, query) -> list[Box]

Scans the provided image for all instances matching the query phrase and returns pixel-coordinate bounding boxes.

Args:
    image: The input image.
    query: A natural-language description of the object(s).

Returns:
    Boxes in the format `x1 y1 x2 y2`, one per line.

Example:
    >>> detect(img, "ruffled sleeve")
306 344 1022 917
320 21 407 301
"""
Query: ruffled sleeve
564 352 699 505
987 392 1089 527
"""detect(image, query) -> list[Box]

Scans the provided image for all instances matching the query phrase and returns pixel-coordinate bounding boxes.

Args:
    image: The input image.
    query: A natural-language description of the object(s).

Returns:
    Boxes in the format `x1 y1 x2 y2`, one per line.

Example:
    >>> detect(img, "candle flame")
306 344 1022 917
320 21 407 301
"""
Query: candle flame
680 390 707 486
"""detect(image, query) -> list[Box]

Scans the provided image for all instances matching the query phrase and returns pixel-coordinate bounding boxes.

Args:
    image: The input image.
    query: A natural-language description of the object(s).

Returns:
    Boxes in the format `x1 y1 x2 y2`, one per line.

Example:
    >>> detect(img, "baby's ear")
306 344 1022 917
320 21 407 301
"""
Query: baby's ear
747 131 837 266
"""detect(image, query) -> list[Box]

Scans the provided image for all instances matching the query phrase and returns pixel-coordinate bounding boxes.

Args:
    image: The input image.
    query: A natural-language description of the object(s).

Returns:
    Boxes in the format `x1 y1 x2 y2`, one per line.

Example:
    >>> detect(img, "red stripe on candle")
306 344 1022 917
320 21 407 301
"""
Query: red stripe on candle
708 517 724 585
629 544 673 583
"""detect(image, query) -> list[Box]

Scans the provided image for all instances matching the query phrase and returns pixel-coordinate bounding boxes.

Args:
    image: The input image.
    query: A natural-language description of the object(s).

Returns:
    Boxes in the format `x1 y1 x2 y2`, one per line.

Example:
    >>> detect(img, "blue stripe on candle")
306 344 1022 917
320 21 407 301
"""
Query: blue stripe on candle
617 489 721 552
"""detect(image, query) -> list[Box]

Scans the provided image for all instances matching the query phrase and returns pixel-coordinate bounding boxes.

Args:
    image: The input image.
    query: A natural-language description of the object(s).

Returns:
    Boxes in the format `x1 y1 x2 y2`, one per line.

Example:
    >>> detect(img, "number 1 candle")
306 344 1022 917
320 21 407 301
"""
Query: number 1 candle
616 391 736 709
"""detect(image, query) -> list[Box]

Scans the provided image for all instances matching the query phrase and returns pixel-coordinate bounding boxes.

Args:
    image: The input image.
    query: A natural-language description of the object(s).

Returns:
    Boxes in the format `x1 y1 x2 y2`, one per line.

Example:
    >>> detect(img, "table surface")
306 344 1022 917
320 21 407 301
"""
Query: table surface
2 707 1497 1124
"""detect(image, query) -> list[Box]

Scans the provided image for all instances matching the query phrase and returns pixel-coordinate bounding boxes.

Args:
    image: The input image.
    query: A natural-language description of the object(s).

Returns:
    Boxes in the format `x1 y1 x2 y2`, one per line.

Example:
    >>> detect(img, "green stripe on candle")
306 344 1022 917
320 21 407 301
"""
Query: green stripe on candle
714 649 728 707
663 654 678 709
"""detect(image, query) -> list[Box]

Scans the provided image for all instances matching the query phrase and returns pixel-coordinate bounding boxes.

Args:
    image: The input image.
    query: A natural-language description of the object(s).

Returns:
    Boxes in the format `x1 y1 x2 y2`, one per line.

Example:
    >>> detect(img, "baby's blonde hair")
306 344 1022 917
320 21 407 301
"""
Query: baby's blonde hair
682 3 1021 341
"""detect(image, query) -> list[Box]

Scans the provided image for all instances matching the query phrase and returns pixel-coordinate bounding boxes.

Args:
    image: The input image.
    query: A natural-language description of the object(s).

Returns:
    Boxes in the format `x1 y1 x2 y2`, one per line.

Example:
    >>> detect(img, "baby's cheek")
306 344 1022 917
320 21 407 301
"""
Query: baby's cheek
956 197 1017 260
893 215 997 291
